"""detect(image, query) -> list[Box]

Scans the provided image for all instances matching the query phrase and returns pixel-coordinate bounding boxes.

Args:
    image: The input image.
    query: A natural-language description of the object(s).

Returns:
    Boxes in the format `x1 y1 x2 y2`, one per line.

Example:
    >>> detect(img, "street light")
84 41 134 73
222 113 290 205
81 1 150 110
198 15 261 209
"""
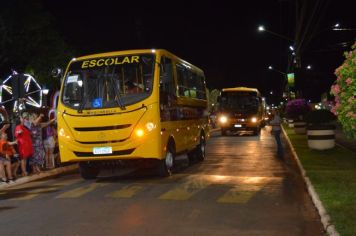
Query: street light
258 25 265 32
306 65 312 70
330 23 356 31
268 65 286 76
257 25 293 42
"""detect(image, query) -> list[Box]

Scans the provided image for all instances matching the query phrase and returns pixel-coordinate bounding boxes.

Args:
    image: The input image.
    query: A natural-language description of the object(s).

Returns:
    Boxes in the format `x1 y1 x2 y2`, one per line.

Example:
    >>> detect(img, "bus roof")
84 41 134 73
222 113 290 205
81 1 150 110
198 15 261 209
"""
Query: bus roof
71 49 204 74
222 87 261 95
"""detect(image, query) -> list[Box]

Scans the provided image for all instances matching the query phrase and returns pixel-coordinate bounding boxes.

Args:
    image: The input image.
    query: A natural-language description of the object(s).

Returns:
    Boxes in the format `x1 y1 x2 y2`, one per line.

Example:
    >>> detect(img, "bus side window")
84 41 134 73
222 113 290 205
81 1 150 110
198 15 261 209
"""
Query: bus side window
176 64 187 97
159 57 176 107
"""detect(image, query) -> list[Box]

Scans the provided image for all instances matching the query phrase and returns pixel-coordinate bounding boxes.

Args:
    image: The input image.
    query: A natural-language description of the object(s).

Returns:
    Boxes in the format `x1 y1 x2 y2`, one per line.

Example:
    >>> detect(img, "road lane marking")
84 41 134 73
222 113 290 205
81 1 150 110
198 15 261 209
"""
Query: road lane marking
217 177 270 203
10 187 59 201
106 185 144 198
56 183 107 198
159 177 210 201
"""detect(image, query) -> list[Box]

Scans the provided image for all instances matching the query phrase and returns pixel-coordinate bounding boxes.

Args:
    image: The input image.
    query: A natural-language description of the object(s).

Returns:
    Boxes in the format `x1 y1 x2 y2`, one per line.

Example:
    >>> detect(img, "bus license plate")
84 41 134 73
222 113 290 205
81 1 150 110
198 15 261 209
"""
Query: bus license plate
93 147 112 155
234 124 242 128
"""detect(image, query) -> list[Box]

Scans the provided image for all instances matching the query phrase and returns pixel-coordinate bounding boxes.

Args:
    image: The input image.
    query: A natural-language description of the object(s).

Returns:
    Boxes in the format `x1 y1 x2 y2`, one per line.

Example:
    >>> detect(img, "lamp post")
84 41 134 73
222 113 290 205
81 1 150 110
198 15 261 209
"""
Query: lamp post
268 65 290 100
42 88 49 108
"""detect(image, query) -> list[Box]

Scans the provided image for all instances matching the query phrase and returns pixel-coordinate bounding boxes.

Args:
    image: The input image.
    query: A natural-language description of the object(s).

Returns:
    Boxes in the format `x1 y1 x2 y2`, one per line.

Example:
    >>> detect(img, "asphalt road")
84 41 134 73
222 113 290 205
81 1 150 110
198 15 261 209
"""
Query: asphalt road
0 128 324 236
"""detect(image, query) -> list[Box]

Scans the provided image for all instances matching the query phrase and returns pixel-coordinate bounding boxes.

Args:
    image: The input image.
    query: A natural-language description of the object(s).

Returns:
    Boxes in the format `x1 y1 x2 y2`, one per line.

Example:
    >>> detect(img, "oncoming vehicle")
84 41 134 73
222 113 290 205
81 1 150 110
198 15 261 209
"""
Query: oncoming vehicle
217 87 265 135
57 49 209 179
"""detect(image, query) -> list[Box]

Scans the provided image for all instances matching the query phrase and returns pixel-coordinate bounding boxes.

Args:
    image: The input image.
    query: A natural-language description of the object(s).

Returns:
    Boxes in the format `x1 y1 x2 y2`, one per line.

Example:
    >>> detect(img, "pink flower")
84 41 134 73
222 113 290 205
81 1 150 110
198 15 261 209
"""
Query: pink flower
335 66 342 75
346 78 352 85
337 76 342 81
331 84 341 95
331 106 337 115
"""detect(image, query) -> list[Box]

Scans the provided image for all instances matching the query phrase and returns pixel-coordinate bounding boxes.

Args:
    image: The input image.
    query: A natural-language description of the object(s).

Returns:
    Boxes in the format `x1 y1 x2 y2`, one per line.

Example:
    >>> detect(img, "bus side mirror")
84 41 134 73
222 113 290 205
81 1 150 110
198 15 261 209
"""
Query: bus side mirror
52 68 63 78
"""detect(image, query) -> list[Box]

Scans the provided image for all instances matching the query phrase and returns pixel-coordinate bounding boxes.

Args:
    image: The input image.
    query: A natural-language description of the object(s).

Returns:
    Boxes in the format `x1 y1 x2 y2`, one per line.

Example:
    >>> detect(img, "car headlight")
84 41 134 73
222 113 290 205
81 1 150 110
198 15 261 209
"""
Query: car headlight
251 117 257 123
219 116 228 124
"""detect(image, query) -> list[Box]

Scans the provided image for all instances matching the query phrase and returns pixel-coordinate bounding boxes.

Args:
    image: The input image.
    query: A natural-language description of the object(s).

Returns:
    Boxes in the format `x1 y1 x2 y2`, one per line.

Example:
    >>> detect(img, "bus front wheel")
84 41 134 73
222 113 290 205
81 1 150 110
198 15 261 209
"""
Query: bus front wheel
158 143 175 177
79 162 99 179
221 128 227 136
196 134 206 161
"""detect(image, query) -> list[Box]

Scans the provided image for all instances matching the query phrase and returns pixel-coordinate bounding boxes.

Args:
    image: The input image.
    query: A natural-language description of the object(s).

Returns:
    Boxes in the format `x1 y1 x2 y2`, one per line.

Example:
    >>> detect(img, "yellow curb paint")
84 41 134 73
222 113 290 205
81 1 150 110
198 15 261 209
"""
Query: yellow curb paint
56 183 107 198
106 185 144 198
159 178 210 201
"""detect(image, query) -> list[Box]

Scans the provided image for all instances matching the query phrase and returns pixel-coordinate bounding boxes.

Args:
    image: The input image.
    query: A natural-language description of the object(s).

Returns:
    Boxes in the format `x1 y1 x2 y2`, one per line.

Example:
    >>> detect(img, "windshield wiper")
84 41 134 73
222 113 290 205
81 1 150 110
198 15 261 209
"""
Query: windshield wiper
77 85 96 113
109 75 126 110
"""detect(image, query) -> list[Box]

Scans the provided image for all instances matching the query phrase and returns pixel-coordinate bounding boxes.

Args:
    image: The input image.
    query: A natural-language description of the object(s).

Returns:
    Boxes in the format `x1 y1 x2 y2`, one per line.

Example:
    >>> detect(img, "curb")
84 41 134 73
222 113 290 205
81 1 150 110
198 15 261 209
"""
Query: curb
282 127 340 236
210 127 221 132
0 164 78 191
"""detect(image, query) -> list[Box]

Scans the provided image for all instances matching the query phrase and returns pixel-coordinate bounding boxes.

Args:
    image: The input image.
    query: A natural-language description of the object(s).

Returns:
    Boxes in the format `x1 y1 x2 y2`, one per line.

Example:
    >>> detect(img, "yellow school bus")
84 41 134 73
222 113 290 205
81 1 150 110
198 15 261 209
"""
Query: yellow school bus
217 87 266 135
57 49 209 178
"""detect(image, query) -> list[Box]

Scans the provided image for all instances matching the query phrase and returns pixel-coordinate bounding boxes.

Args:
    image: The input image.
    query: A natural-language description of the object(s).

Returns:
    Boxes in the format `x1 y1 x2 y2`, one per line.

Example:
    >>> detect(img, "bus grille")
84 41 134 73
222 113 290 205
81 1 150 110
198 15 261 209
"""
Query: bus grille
74 124 131 131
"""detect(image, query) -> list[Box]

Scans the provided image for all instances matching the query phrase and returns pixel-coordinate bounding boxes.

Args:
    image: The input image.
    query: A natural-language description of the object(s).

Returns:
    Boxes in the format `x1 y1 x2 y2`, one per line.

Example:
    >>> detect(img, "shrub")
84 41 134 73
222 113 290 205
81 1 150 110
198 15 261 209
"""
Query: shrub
285 99 310 120
330 42 356 139
305 109 336 125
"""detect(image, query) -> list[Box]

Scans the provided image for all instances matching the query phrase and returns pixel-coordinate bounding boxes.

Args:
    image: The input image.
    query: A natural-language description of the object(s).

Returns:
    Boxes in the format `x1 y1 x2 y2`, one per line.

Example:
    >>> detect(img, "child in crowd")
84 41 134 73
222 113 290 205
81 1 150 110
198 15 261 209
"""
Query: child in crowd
0 132 19 179
44 123 57 169
0 123 14 183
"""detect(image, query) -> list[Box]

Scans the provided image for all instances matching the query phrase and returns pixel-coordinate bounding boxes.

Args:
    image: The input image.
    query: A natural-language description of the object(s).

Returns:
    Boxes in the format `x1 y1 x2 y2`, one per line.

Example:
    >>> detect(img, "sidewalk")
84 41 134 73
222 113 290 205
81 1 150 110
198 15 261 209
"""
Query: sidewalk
0 164 78 190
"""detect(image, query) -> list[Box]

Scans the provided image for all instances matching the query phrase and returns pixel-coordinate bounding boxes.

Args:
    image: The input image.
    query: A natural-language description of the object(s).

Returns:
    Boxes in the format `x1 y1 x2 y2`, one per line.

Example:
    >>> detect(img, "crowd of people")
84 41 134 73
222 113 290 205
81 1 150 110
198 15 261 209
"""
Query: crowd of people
0 111 58 184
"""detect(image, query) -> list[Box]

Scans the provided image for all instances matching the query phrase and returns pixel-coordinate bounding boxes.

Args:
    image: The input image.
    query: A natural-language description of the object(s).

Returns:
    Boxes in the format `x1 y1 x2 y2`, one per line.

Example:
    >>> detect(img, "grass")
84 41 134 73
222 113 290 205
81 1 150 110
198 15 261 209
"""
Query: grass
283 125 356 236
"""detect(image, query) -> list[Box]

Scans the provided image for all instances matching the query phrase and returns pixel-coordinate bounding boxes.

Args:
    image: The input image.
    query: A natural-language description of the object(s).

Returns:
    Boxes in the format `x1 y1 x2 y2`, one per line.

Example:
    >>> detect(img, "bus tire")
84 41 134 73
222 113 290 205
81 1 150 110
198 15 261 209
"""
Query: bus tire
253 127 261 136
158 142 175 177
221 128 227 136
79 162 99 179
196 133 206 161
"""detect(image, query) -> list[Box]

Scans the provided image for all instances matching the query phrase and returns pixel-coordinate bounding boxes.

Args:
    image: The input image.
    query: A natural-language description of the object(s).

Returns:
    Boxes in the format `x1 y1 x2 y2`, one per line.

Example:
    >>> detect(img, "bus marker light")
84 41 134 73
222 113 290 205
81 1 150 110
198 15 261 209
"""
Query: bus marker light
135 129 145 137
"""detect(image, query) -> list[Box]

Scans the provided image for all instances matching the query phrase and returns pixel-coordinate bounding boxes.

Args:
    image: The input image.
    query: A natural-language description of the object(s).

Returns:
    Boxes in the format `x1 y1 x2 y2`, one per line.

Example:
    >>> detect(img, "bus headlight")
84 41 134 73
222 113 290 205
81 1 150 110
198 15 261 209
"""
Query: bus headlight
219 116 228 124
251 117 257 123
135 122 155 138
145 122 155 131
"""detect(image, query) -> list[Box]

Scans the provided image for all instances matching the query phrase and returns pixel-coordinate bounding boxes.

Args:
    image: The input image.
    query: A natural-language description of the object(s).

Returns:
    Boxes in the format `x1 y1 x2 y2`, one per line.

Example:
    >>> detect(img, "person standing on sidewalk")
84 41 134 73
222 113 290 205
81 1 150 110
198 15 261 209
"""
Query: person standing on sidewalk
269 109 284 158
15 113 33 177
29 113 56 173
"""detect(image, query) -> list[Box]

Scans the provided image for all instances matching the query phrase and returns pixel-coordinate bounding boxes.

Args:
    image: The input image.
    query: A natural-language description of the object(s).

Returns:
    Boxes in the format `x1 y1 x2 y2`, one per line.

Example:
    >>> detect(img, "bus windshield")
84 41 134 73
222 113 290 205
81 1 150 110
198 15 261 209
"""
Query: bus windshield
220 92 260 114
62 54 155 110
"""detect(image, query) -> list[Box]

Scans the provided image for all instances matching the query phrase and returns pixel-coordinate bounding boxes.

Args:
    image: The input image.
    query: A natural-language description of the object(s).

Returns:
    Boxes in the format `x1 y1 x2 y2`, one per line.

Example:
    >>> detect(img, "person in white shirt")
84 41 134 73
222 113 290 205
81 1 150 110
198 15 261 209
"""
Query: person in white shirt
269 109 284 158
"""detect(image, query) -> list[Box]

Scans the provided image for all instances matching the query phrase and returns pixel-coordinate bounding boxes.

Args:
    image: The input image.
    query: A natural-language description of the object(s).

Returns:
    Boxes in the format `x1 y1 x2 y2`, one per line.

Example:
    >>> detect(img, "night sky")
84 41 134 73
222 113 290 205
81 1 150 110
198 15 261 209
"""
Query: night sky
43 0 355 103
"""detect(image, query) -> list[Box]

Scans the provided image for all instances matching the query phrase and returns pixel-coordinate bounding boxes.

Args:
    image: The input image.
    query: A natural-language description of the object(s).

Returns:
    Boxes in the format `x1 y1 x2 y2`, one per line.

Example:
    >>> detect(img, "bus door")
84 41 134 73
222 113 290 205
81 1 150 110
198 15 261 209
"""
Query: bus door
159 57 182 150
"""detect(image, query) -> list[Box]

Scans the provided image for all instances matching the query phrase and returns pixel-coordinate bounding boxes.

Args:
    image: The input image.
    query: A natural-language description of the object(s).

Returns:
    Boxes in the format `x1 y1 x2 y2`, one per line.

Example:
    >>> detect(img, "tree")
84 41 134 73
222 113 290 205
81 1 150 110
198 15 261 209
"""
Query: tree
0 0 74 88
208 89 220 112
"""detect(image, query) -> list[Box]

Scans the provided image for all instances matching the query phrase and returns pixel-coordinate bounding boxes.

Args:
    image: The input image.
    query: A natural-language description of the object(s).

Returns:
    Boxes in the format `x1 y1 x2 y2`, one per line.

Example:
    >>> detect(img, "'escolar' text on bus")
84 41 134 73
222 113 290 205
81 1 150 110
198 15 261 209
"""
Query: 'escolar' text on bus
81 56 140 68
